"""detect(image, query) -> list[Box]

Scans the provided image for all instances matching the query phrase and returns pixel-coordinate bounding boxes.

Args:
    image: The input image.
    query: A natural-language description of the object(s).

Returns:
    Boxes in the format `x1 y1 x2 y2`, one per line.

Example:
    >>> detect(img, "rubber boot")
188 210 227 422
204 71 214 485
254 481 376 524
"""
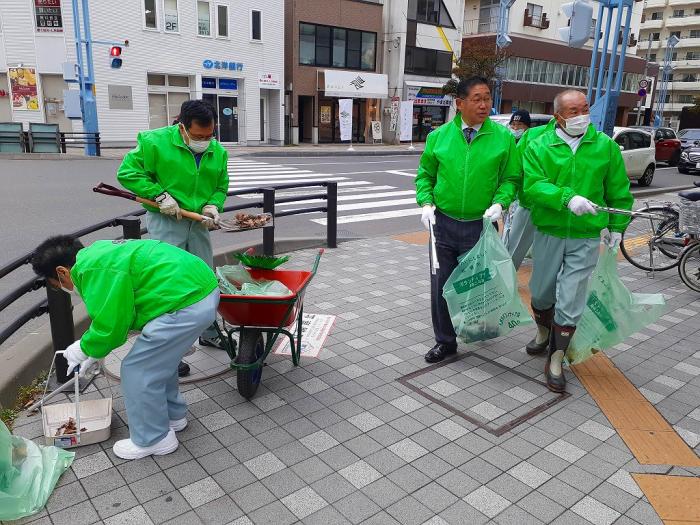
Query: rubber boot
526 306 554 355
545 323 575 393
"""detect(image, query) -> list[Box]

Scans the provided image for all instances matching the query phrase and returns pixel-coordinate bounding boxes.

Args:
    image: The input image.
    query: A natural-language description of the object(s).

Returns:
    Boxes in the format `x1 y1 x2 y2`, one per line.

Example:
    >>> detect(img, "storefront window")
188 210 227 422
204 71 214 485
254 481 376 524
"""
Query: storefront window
168 75 189 87
361 33 376 71
197 1 211 36
333 28 346 67
164 0 178 32
147 73 166 86
300 23 316 65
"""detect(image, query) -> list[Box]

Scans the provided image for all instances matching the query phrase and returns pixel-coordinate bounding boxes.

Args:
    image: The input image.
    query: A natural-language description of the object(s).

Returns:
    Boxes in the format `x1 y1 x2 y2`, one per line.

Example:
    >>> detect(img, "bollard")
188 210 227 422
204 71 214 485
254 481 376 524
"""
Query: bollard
262 188 275 256
118 217 142 239
326 182 338 249
46 285 75 383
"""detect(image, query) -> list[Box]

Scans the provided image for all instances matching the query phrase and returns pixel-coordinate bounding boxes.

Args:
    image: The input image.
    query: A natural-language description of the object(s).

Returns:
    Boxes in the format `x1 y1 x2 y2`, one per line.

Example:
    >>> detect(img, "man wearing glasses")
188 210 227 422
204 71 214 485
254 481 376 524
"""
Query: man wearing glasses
416 76 520 363
117 100 229 375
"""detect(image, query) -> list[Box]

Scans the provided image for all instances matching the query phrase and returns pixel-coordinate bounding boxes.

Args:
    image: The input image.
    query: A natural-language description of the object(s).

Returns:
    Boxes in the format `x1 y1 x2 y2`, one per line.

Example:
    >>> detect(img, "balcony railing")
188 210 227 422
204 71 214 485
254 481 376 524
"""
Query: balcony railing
523 10 550 29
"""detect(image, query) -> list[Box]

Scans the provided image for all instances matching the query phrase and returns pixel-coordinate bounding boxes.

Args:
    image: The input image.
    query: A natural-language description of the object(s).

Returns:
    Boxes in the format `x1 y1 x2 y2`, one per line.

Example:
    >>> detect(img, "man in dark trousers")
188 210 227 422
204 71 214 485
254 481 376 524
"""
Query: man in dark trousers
415 76 521 363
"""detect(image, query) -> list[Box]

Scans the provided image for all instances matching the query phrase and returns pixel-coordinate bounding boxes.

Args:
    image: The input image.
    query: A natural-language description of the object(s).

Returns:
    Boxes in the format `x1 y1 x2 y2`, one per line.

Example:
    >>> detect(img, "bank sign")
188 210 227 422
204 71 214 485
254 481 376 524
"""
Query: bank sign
203 60 243 71
407 86 452 107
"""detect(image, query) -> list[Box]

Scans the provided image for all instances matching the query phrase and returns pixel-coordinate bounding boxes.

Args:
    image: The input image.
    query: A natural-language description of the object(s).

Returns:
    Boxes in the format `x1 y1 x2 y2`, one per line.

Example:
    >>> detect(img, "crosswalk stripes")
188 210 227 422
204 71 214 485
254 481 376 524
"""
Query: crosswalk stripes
226 158 418 225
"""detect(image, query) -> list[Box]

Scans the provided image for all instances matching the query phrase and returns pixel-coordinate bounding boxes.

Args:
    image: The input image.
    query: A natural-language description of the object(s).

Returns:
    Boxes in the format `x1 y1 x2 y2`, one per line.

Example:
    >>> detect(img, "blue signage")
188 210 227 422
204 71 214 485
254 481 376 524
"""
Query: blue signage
203 59 243 71
218 78 238 90
202 77 216 89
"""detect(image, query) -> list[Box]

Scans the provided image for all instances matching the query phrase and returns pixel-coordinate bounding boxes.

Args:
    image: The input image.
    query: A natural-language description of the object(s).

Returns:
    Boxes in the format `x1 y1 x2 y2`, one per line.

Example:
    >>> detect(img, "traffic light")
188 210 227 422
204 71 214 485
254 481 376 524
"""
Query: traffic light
559 0 594 48
109 46 122 68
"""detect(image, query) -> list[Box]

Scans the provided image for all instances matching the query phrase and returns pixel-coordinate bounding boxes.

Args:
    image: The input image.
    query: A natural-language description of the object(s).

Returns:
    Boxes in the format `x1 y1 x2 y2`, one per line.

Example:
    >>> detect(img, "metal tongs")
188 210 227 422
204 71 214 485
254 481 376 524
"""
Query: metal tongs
593 204 670 221
428 221 440 275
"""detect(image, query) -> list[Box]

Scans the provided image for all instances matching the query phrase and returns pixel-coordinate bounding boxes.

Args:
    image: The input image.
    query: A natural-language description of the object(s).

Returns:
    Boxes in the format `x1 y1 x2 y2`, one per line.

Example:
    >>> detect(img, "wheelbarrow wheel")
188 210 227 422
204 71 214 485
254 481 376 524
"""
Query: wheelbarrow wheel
236 328 264 399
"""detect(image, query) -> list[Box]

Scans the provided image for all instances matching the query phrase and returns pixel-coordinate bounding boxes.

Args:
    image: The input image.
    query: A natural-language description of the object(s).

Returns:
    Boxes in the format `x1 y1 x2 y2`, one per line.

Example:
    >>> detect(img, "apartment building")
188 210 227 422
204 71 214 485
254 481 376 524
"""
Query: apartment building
637 0 700 128
0 0 285 145
464 0 649 122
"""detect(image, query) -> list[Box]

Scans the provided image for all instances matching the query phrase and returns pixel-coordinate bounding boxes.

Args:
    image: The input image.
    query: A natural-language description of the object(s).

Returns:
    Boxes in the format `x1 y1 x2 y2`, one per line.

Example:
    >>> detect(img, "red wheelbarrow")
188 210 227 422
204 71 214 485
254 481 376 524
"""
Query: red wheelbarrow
216 250 323 399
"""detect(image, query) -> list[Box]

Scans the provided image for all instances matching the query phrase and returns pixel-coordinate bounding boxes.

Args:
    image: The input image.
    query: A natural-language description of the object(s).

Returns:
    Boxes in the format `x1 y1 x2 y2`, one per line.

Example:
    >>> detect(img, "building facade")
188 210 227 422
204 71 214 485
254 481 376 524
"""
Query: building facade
464 0 648 122
0 0 284 146
381 0 464 142
637 0 700 128
284 0 387 144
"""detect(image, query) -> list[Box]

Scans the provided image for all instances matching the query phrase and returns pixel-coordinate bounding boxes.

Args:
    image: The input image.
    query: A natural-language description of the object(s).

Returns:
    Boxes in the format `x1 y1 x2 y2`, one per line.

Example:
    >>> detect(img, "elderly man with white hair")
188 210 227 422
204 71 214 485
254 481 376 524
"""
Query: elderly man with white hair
521 89 633 392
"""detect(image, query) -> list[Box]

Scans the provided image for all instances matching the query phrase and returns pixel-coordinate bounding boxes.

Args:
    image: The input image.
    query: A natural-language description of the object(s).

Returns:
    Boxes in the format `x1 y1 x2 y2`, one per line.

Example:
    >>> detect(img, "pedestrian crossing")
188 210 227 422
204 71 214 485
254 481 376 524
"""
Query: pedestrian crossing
227 158 421 225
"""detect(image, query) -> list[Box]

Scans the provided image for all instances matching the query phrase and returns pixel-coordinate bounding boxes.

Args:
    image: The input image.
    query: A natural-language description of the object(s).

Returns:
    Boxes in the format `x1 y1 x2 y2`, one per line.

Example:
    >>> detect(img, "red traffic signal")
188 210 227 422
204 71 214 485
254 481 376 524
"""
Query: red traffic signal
110 46 122 57
109 46 123 68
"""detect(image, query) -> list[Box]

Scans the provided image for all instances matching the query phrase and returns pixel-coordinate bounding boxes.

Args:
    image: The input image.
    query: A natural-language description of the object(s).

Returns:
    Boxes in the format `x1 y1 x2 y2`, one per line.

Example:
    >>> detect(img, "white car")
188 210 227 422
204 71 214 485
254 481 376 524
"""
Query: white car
613 127 656 186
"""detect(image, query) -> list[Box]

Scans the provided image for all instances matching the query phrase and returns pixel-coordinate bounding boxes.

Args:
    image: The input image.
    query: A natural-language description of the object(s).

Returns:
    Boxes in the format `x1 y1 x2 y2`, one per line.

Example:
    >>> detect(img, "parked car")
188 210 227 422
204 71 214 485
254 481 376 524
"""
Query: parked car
490 113 553 128
678 144 700 174
678 128 700 149
630 126 681 166
613 127 656 186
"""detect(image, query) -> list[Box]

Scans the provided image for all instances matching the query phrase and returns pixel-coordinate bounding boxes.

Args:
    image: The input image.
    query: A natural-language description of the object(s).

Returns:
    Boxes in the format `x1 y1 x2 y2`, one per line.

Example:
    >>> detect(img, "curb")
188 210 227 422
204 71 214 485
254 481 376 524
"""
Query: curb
0 153 114 161
232 149 423 158
632 184 696 198
0 237 348 407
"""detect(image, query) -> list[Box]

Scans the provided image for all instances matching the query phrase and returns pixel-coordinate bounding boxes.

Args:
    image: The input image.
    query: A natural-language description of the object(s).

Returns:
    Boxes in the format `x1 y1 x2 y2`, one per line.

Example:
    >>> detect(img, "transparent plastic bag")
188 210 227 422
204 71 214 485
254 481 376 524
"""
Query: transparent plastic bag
568 248 666 365
216 264 291 296
0 420 74 520
239 280 291 296
443 218 533 343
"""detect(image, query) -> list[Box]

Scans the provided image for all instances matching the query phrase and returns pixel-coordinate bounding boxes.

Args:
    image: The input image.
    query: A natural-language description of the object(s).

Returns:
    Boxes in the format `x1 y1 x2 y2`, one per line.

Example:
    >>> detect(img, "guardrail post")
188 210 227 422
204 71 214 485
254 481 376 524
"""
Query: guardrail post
326 182 338 249
46 286 75 383
117 217 142 239
262 188 275 256
59 132 67 154
95 133 101 157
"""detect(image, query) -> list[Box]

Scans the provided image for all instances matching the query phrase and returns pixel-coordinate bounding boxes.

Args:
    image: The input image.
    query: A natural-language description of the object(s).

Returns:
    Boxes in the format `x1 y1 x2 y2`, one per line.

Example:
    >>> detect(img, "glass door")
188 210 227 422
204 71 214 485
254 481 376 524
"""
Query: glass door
218 96 238 143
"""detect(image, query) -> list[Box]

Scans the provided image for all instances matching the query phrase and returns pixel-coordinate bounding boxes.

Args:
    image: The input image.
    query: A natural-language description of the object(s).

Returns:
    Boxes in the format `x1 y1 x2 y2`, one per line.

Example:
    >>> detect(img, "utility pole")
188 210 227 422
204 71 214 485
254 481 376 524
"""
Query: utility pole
493 0 516 113
636 34 652 126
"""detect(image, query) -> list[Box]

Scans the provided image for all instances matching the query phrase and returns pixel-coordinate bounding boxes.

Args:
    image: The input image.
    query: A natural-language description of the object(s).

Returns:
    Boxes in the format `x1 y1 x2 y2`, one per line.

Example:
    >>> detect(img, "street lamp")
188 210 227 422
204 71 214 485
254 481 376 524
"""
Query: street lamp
655 34 680 128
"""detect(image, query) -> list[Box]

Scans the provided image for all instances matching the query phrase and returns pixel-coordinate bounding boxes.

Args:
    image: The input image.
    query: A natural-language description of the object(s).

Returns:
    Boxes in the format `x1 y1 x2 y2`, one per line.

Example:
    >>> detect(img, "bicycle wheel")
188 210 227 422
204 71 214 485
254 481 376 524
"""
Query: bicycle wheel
620 206 684 272
678 243 700 293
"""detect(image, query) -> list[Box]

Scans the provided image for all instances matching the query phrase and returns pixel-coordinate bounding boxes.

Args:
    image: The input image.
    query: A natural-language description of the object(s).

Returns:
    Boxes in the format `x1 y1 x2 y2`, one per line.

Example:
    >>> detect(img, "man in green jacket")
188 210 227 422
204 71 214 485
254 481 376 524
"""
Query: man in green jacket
522 89 633 392
504 116 557 270
31 237 219 460
415 76 520 363
117 100 228 373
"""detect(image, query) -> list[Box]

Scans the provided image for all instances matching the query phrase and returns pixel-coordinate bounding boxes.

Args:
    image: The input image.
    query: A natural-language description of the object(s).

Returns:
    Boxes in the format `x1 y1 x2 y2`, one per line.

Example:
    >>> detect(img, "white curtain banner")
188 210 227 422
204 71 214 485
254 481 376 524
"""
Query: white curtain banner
399 100 414 142
338 98 353 142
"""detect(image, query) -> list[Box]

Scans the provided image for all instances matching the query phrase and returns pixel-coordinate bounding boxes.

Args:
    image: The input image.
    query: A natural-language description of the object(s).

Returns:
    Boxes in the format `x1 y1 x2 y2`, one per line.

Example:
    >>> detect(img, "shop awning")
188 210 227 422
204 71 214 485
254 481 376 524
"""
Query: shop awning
322 70 388 99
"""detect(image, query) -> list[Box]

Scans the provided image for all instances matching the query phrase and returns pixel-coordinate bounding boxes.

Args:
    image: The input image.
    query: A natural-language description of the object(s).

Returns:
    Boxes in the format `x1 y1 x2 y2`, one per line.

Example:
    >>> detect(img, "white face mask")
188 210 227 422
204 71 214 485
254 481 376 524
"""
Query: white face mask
183 126 211 154
56 271 80 299
563 114 590 137
510 128 524 139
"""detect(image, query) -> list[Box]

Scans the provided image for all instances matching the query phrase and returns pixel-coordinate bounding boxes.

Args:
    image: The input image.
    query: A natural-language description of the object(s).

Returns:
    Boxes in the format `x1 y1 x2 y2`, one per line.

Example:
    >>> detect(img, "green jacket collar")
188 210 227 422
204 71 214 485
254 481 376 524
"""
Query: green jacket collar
550 123 597 148
451 114 495 140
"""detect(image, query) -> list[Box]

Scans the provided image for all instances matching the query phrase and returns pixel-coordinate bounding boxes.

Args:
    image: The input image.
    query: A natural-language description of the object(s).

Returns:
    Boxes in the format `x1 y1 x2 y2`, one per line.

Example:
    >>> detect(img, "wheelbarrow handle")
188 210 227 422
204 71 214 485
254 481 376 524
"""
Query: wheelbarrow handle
311 249 324 275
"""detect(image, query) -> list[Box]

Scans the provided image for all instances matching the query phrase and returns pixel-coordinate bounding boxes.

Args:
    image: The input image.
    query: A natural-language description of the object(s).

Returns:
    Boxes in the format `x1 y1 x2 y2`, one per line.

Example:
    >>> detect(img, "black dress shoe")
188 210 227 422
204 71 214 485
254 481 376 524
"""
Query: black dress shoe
425 344 457 363
178 361 191 377
525 337 548 355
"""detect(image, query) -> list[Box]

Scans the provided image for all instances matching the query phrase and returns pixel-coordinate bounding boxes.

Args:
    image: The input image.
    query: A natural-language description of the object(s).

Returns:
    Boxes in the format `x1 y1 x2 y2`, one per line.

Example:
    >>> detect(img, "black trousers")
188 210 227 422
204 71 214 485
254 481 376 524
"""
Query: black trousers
430 210 484 348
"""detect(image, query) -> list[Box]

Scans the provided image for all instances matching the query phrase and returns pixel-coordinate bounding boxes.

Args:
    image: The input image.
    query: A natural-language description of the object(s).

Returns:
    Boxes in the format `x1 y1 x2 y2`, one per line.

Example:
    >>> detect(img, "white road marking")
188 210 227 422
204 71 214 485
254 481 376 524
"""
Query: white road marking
311 207 422 225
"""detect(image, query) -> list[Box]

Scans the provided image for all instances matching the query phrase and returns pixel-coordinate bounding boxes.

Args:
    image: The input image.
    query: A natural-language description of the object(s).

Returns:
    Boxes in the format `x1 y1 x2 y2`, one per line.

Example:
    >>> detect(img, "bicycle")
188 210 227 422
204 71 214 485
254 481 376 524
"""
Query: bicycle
614 185 700 293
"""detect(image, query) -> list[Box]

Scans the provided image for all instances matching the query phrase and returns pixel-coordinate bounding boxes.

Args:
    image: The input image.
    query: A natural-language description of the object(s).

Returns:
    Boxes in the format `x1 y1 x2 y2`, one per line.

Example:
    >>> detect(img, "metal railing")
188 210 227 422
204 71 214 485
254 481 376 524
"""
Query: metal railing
0 131 102 155
0 182 337 382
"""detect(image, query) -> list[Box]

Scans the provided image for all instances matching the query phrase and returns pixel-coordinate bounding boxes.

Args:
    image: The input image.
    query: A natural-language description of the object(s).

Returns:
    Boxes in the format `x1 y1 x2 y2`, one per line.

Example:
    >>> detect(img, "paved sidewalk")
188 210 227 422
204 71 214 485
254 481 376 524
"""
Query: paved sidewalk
6 236 700 525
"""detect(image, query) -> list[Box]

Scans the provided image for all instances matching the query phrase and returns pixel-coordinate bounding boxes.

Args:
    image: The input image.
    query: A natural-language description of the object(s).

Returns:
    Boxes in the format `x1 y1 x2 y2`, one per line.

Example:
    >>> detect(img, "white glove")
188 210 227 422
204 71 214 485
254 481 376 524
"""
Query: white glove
155 192 182 220
63 340 89 376
421 205 436 230
483 203 503 221
201 205 220 229
568 196 597 216
602 231 622 249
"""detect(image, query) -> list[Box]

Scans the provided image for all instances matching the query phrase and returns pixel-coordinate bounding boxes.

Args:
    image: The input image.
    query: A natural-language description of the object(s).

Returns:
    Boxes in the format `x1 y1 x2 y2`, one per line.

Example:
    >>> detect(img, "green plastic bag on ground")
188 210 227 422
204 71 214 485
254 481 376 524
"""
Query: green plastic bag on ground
443 218 533 343
216 265 292 296
568 248 666 365
0 420 74 521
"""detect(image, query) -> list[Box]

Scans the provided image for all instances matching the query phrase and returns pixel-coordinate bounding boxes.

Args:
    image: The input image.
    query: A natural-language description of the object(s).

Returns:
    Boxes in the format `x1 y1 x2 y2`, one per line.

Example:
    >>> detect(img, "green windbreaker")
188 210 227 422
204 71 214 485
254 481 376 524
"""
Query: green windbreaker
415 116 520 220
522 124 633 239
72 239 218 358
516 119 556 209
117 125 229 213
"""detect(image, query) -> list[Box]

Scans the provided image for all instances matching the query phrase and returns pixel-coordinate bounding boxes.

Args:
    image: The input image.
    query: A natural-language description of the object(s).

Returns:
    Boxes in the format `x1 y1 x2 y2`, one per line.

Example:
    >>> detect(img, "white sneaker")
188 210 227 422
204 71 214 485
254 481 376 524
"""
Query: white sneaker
113 430 179 460
170 417 188 432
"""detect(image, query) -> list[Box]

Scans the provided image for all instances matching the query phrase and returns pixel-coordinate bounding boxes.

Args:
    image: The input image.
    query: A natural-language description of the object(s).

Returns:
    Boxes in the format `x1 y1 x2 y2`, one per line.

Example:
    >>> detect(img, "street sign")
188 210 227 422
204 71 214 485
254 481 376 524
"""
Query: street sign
639 79 649 89
638 88 647 97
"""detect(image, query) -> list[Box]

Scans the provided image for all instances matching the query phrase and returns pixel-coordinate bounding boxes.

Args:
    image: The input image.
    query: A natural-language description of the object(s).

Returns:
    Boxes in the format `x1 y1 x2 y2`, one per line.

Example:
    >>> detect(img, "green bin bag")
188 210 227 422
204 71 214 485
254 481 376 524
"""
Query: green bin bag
568 248 666 365
0 420 74 521
443 218 533 343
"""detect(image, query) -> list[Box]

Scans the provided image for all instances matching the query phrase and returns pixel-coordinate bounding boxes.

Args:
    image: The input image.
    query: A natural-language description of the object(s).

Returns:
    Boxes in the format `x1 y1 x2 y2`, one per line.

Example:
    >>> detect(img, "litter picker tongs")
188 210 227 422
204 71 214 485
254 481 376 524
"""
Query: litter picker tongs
428 221 440 275
593 205 670 221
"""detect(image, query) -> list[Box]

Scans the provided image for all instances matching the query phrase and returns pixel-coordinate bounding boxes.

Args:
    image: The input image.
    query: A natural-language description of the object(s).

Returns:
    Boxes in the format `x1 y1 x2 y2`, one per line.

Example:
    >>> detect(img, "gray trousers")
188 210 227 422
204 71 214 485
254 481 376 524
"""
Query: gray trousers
431 211 484 348
146 212 218 339
529 232 600 327
504 204 536 270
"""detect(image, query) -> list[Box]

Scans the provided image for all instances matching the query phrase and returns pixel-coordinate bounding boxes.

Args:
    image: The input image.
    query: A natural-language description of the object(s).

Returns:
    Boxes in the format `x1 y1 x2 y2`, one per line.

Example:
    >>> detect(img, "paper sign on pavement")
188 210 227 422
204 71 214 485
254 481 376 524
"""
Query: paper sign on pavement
273 313 336 358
